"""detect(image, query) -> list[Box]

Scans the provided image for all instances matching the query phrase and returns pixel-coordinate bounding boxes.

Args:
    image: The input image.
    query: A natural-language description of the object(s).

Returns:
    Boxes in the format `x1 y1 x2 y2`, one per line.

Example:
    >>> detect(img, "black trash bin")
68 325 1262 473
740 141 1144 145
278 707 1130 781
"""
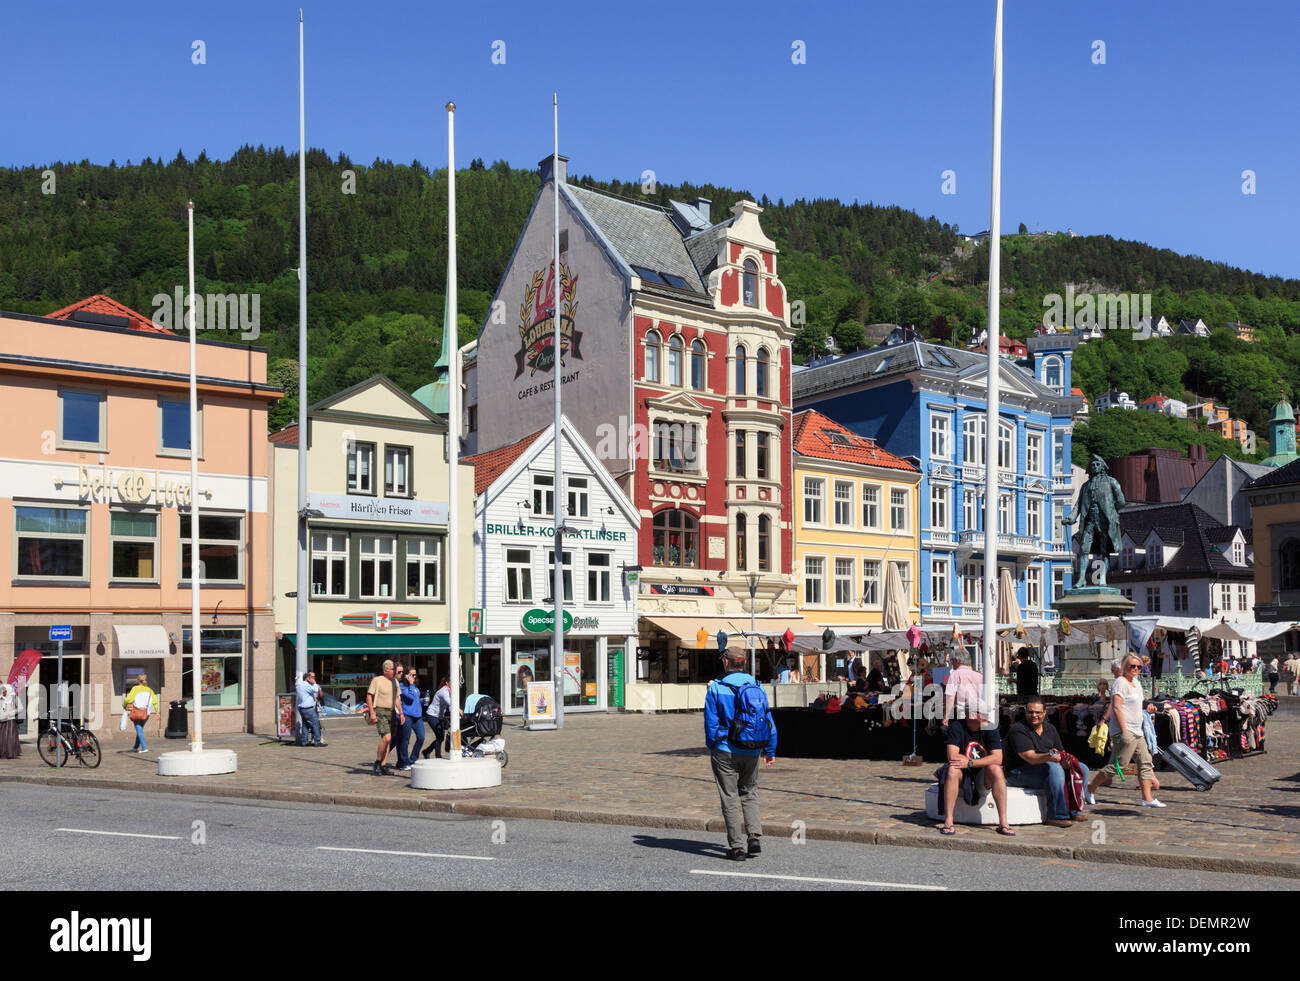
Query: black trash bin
165 700 189 739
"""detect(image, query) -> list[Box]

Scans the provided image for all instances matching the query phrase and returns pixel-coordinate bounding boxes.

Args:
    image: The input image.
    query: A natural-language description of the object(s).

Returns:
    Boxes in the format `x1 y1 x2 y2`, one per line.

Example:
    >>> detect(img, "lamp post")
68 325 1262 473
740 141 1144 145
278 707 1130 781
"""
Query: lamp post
747 572 759 678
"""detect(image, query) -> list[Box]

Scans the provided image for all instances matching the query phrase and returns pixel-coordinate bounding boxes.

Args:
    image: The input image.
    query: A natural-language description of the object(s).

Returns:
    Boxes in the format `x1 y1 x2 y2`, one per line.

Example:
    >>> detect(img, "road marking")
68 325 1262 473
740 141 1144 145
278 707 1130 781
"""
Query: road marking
57 828 182 841
316 846 493 862
689 869 946 890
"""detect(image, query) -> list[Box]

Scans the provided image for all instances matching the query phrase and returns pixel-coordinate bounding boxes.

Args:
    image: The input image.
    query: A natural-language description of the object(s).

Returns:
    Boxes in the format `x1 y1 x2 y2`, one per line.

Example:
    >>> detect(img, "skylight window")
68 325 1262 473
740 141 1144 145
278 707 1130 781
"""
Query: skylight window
632 266 666 284
824 430 852 446
661 272 690 289
874 356 895 373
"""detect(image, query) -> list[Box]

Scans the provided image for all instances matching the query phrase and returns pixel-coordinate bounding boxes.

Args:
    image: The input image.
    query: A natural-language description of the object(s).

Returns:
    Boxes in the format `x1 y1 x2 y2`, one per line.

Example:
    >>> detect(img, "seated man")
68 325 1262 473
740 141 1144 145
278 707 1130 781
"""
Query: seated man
939 712 1012 837
1005 696 1090 828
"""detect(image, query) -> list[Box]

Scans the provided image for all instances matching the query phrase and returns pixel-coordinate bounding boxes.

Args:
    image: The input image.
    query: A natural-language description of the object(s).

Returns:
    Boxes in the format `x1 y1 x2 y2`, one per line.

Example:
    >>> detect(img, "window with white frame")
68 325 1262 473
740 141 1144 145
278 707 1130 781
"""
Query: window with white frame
59 388 106 449
862 484 880 528
1219 584 1232 612
756 432 770 480
735 513 747 570
931 557 949 604
690 338 706 388
359 535 396 598
533 474 555 516
834 557 854 605
1232 540 1244 565
1053 568 1066 601
834 481 853 526
961 562 983 606
588 552 612 603
1171 584 1187 611
743 260 759 306
1148 542 1163 569
931 483 948 531
1026 431 1043 475
668 335 684 386
1147 586 1161 613
644 330 661 382
804 478 824 524
998 494 1013 534
384 446 411 497
1043 356 1063 394
964 414 986 465
963 488 980 532
931 414 951 460
180 514 242 583
1121 543 1135 569
160 398 200 454
405 536 442 600
1026 566 1042 609
862 559 881 606
652 421 700 473
755 347 770 398
348 441 376 494
758 515 771 572
893 560 913 597
1238 584 1248 611
890 489 908 530
735 430 746 479
310 531 348 597
1052 430 1067 475
1053 504 1065 544
1026 497 1042 538
804 556 824 605
16 506 88 579
110 511 157 581
735 344 747 394
547 549 574 603
997 422 1015 470
1122 588 1133 601
505 549 533 603
566 477 588 518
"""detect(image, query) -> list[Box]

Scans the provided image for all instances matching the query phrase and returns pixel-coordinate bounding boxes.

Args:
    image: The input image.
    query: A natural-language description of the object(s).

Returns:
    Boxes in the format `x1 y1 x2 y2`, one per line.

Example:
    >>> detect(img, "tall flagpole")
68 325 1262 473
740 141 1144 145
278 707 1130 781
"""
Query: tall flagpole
187 200 204 750
447 101 462 752
981 0 1004 722
295 8 310 713
551 93 565 729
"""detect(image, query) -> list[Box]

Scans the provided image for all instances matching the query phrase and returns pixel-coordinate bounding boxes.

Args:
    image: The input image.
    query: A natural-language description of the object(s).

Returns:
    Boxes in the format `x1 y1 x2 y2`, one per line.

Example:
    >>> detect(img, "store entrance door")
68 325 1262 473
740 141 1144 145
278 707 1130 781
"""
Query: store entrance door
478 645 502 706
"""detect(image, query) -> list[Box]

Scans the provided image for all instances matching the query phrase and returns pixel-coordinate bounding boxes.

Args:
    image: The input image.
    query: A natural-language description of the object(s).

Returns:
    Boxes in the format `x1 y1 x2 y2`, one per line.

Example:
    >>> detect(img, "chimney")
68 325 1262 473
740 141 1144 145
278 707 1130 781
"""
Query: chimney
693 197 712 222
538 154 568 185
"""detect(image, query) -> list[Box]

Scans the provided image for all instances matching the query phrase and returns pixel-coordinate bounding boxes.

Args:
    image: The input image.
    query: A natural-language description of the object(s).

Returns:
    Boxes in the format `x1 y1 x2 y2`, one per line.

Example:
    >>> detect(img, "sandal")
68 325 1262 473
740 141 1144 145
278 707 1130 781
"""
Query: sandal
940 825 956 835
996 826 1017 836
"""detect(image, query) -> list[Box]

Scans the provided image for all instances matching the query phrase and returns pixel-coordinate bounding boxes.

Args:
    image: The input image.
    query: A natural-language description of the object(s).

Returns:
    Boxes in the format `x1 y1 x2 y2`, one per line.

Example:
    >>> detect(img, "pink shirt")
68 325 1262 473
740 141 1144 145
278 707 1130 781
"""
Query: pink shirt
945 665 985 718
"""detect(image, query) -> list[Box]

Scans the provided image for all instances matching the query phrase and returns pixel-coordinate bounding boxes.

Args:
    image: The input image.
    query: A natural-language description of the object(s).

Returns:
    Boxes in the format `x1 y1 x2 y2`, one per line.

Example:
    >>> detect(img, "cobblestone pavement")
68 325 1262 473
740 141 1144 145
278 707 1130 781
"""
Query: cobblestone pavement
4 710 1297 877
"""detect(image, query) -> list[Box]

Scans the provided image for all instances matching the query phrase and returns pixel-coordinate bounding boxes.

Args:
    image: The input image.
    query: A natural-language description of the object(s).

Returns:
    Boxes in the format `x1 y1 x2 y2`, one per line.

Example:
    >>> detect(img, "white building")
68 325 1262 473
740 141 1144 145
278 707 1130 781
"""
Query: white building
467 416 639 716
1138 394 1189 417
1095 389 1137 411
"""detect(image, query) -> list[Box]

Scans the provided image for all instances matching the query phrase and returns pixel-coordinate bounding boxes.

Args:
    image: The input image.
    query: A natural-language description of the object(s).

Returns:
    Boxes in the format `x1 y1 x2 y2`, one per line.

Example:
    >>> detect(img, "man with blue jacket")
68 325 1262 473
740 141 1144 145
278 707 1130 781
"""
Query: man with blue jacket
704 650 778 861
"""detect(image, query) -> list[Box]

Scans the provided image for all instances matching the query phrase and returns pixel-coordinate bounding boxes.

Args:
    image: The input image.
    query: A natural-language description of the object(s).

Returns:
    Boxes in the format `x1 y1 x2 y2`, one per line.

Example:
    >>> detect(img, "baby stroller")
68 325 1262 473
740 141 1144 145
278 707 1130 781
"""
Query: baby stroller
461 694 507 768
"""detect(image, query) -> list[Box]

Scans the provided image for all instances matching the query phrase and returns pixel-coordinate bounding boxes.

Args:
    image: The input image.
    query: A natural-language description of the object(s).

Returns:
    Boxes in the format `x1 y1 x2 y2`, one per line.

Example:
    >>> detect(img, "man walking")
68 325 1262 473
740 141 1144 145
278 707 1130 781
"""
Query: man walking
704 650 777 862
364 660 403 776
297 670 325 747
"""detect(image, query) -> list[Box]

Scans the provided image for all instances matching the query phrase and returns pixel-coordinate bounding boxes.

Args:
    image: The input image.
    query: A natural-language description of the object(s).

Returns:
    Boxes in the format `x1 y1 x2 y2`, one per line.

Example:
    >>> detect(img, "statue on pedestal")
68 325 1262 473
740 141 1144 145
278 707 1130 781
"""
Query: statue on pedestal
1061 454 1127 588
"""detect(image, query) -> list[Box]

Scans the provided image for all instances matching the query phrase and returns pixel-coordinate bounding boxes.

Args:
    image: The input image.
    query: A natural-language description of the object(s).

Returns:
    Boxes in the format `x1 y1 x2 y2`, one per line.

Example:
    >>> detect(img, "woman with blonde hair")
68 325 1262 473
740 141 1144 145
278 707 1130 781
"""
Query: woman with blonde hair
123 673 158 754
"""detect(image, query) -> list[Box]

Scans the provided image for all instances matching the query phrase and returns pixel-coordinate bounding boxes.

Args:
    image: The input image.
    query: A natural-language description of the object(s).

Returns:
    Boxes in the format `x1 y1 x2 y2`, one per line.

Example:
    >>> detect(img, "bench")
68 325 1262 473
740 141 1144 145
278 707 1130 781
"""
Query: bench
924 782 1050 826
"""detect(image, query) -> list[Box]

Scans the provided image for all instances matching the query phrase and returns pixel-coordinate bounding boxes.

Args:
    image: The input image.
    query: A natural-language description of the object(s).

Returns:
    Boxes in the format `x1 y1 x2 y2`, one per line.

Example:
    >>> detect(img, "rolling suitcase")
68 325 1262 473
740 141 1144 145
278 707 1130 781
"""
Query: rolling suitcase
1162 741 1221 791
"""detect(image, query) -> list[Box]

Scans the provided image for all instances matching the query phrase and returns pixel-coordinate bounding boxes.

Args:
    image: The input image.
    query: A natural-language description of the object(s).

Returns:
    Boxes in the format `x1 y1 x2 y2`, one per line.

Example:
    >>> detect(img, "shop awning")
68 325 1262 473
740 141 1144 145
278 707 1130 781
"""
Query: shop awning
1199 620 1299 643
114 624 170 659
282 633 479 654
639 615 808 647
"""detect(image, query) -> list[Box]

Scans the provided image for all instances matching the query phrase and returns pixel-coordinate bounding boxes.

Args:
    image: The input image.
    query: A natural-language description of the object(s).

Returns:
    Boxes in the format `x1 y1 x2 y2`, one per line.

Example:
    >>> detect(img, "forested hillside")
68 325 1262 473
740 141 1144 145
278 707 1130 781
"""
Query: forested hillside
1 147 1297 433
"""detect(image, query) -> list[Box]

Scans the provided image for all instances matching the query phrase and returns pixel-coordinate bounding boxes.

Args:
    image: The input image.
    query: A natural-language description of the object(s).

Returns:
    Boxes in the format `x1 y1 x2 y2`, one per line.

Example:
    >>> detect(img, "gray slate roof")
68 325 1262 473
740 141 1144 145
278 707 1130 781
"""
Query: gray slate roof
684 221 732 280
1114 503 1249 578
1246 456 1300 489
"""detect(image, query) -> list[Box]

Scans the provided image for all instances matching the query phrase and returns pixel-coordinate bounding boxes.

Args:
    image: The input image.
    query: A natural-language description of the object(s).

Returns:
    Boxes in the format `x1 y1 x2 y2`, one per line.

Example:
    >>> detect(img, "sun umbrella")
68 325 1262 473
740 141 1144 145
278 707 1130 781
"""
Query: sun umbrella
996 567 1024 675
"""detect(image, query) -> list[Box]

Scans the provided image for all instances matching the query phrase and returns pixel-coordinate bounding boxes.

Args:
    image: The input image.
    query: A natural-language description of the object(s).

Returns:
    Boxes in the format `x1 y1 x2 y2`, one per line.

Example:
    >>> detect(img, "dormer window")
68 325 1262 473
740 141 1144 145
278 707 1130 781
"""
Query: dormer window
1232 540 1244 565
742 259 758 306
1122 543 1135 569
1148 544 1163 569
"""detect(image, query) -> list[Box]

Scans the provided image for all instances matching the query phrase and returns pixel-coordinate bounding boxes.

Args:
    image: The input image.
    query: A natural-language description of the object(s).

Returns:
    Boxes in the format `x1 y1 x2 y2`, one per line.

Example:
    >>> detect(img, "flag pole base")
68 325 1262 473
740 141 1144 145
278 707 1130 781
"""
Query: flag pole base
410 756 502 790
157 748 237 776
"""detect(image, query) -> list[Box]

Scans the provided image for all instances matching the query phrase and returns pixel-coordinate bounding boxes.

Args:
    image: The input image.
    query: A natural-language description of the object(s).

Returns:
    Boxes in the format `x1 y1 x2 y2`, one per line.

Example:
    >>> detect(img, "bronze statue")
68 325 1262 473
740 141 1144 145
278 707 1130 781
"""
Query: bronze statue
1061 454 1127 587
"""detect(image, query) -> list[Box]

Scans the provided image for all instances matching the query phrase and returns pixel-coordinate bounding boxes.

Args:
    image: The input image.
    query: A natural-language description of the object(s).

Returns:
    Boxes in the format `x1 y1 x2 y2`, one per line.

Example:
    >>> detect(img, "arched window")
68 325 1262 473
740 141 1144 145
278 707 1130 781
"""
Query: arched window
742 259 758 306
668 334 684 386
690 338 706 388
755 347 770 397
758 515 771 571
652 509 699 568
735 344 747 395
1043 356 1063 394
1280 538 1300 590
644 330 660 383
735 513 747 570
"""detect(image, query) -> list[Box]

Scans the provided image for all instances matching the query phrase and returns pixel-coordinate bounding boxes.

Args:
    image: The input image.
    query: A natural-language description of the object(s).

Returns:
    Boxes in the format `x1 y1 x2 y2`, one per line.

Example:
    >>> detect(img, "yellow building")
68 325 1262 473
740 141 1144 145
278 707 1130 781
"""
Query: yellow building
793 411 921 646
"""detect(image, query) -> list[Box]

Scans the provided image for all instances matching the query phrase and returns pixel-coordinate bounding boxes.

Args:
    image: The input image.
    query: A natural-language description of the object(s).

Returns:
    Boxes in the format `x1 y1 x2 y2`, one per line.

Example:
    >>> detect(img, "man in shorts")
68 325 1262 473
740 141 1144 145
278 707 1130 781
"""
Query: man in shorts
365 660 404 776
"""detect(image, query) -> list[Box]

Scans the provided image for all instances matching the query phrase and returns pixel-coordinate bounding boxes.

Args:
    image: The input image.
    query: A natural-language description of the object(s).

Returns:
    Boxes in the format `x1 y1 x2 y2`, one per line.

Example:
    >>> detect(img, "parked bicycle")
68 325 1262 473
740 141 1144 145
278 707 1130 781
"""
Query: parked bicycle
37 718 102 769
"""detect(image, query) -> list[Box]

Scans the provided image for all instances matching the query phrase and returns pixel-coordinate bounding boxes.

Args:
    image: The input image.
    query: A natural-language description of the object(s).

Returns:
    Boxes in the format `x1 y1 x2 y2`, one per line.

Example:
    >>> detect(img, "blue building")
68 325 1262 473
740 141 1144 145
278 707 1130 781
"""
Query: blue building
792 334 1079 627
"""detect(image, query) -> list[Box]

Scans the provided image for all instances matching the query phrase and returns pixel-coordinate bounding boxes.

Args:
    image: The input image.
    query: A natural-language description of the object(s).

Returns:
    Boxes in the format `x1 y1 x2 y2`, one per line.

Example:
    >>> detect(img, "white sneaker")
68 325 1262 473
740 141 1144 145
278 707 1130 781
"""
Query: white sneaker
1085 790 1096 806
1138 798 1166 808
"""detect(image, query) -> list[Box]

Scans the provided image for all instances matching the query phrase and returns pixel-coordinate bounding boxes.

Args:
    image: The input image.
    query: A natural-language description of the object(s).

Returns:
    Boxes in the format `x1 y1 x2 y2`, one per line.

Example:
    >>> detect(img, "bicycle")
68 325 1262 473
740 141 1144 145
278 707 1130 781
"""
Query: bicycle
37 717 102 769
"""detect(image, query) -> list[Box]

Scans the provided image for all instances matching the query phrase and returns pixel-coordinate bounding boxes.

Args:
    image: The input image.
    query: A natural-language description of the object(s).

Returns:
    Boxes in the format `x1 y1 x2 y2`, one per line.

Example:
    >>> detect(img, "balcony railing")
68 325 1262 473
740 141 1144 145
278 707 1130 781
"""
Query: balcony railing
957 531 1039 555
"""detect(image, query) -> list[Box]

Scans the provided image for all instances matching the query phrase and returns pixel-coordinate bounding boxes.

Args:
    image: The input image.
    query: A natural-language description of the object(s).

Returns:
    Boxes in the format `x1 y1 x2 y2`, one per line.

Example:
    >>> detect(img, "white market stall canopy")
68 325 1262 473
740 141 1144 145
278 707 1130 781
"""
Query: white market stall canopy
1200 620 1299 643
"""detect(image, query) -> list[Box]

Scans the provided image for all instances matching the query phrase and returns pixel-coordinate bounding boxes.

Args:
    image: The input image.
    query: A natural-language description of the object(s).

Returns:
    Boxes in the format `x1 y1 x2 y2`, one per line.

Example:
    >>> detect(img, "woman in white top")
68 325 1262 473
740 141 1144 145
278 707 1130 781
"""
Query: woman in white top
1107 655 1163 807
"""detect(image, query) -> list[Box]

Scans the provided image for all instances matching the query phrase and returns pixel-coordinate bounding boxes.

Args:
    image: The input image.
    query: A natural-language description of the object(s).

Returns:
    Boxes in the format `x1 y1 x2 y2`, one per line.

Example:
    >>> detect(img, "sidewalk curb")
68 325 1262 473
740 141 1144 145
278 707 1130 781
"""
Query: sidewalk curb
6 772 1298 880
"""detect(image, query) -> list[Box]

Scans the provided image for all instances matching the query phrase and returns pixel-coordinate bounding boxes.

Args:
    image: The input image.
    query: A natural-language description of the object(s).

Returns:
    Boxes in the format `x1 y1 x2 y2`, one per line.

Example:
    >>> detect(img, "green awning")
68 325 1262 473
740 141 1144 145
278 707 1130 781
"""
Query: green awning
282 633 479 654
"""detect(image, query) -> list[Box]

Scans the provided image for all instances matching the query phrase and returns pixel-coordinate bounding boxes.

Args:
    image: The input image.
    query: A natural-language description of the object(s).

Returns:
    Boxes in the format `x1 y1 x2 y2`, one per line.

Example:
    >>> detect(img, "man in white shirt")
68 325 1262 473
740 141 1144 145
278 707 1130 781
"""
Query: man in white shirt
943 654 986 725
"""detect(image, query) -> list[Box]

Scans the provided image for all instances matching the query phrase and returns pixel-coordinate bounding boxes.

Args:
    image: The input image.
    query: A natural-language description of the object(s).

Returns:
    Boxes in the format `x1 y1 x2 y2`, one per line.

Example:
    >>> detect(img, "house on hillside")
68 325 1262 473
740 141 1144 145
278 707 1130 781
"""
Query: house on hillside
1178 318 1210 338
1071 387 1089 420
1223 322 1257 342
1136 315 1173 337
970 334 1028 359
1138 393 1189 418
1189 401 1230 425
1095 390 1136 411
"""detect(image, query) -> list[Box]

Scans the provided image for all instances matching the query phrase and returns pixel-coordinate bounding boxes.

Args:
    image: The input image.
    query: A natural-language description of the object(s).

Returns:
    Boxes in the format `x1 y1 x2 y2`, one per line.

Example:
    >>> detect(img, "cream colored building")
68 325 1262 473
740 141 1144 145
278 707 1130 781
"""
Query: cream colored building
270 376 476 704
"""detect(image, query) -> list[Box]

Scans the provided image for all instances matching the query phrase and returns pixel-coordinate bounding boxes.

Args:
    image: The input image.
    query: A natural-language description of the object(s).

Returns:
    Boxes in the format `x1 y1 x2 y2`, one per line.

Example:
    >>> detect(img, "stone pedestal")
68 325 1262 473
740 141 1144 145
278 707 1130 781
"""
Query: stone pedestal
1052 587 1133 676
158 748 238 776
410 756 501 790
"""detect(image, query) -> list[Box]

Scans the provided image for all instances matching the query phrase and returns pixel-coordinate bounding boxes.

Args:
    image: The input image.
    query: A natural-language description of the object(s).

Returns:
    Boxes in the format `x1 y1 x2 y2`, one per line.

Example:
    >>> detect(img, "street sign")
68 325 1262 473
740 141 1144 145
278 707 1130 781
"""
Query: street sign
49 625 72 642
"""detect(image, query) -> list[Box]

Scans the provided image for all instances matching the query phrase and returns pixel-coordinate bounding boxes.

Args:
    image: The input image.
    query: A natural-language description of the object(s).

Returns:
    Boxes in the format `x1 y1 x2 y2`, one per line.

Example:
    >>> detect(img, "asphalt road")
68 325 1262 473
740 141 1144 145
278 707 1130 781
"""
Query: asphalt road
2 784 1296 892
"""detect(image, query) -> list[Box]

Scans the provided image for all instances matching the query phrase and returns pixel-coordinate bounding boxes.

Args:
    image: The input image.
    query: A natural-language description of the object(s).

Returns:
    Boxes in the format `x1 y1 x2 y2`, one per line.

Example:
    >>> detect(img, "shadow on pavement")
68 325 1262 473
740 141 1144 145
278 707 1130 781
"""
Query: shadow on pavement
631 834 729 858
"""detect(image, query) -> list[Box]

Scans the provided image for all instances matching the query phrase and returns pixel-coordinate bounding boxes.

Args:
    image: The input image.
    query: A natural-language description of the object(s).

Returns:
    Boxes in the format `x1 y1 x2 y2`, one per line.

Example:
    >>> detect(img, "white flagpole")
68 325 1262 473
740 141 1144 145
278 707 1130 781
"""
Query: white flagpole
187 200 203 750
551 93 565 729
447 101 461 752
295 8 310 721
981 0 1005 722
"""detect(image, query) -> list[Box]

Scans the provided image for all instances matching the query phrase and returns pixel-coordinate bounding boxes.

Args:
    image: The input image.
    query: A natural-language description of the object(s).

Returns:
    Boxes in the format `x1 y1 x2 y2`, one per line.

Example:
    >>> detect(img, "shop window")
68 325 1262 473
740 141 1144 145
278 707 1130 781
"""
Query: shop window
111 511 157 581
59 388 105 449
160 398 201 455
758 515 771 572
742 260 758 306
533 474 554 516
668 335 684 386
181 627 244 708
311 532 348 597
644 330 661 382
180 514 243 583
347 441 376 494
588 552 611 603
690 338 706 388
506 549 533 602
756 432 770 480
385 446 412 497
566 477 589 518
547 549 574 602
405 536 442 600
755 347 770 397
359 535 396 598
652 509 699 568
16 506 88 579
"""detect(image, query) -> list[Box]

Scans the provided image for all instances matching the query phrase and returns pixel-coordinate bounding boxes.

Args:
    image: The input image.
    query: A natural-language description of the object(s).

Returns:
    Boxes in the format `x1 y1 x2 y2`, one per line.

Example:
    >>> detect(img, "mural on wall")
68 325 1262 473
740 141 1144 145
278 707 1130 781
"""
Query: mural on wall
515 261 583 379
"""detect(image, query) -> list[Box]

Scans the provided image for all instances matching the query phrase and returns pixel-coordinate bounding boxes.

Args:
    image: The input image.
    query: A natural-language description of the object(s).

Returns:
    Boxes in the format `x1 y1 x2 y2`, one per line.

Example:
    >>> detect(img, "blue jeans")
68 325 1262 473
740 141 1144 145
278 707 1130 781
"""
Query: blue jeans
1007 760 1091 820
397 716 423 766
132 723 147 752
404 717 425 765
298 705 321 745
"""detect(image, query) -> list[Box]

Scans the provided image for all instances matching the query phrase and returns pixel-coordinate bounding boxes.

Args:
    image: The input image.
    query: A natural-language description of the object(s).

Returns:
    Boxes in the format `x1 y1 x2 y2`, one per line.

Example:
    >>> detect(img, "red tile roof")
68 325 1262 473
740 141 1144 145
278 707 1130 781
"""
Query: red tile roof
1071 387 1088 401
46 294 172 335
792 410 918 472
463 427 548 495
268 423 299 446
1140 394 1168 407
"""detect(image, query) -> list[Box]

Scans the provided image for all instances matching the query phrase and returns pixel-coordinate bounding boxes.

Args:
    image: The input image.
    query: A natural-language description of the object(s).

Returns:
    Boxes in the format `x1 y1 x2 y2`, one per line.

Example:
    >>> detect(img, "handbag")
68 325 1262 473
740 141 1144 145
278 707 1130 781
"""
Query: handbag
129 705 148 724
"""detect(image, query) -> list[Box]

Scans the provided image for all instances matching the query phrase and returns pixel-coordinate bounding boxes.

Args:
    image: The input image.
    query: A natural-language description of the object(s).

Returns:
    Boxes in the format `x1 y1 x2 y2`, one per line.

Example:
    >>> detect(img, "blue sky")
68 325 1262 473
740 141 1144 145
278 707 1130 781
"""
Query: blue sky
5 0 1297 278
